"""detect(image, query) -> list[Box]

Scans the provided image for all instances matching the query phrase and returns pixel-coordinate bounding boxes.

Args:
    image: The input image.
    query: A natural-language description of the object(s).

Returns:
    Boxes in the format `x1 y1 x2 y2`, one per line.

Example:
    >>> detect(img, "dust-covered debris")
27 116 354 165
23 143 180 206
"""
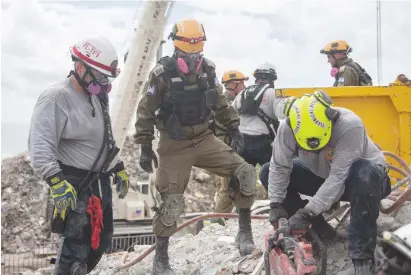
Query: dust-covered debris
24 200 411 275
1 152 55 253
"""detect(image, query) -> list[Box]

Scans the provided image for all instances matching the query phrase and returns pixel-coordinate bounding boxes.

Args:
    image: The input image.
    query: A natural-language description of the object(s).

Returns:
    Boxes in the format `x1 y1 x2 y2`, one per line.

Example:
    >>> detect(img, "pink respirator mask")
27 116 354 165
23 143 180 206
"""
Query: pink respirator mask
87 69 113 95
330 67 339 77
176 52 203 74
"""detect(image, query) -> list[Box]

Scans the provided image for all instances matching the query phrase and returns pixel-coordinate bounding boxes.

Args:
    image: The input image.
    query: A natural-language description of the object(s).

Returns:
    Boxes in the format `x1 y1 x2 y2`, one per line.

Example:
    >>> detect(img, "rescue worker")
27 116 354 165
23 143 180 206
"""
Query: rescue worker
212 70 248 214
28 37 130 275
260 90 391 275
375 223 411 275
232 64 286 192
221 70 248 102
320 40 373 87
134 18 256 274
395 74 411 86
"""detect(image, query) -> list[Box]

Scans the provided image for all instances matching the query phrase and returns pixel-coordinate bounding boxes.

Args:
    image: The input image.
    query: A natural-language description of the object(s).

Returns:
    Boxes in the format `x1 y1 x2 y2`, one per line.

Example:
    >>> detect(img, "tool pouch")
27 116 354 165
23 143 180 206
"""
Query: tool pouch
51 208 68 234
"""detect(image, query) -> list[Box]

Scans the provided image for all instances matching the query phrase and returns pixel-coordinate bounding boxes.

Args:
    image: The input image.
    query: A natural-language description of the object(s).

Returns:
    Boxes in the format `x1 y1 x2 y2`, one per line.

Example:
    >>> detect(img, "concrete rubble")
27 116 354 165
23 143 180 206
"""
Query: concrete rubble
2 136 410 275
21 200 411 275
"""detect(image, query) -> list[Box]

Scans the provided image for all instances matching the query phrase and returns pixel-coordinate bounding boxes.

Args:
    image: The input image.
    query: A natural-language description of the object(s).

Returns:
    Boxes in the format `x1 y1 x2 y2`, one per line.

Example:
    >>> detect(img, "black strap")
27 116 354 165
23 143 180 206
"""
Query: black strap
77 93 119 196
257 109 278 141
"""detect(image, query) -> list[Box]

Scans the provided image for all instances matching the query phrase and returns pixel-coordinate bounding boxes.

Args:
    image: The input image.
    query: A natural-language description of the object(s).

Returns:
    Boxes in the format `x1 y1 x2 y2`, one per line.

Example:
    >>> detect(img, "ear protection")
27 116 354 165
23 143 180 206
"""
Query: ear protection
284 90 340 128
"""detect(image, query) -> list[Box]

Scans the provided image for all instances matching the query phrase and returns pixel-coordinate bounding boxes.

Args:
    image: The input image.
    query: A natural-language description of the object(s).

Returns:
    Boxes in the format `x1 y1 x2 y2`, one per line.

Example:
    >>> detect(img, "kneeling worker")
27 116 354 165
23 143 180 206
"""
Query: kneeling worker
262 90 391 275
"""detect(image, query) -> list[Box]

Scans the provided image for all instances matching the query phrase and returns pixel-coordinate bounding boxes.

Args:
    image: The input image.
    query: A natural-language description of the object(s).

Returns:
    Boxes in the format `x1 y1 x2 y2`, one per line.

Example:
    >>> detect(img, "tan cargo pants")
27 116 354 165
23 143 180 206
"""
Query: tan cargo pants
152 129 254 237
214 177 234 213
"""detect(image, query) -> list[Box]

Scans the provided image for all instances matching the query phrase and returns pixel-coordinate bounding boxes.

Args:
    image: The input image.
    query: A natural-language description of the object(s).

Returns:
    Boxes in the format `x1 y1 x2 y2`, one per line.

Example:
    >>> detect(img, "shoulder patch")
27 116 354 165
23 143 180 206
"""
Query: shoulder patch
147 84 157 96
339 65 346 73
152 64 166 77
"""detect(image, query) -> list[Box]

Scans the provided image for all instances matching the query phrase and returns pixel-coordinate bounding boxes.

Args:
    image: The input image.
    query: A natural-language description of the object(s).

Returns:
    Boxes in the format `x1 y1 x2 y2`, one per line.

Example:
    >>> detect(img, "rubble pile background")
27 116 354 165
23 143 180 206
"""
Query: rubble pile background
24 200 411 275
1 135 262 253
1 153 53 253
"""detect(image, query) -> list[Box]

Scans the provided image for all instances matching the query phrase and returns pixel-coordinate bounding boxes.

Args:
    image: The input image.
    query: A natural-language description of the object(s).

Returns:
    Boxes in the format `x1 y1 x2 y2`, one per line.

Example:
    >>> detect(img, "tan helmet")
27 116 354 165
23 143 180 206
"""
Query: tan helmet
320 40 352 55
221 70 249 84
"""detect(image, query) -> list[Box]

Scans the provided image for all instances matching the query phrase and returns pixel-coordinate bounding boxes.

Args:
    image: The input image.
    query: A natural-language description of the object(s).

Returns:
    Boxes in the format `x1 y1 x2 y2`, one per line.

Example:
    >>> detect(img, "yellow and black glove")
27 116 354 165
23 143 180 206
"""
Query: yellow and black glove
46 172 77 220
114 161 129 199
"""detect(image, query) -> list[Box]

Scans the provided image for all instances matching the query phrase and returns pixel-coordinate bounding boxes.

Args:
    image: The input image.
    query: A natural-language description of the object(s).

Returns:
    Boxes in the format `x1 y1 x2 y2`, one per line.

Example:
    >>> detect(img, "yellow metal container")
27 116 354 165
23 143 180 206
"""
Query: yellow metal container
275 84 411 182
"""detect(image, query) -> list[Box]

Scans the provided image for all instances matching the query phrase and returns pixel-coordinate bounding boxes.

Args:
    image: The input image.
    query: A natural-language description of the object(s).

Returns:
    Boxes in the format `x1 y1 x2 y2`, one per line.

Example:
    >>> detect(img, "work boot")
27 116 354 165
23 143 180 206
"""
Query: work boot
152 236 175 275
235 208 255 256
311 215 337 246
353 259 375 275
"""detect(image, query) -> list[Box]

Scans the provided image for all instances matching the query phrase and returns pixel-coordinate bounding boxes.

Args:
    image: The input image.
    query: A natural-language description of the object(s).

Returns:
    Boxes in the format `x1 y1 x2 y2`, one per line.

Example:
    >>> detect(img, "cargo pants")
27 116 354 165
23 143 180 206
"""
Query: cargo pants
260 158 391 260
55 164 114 275
152 129 255 237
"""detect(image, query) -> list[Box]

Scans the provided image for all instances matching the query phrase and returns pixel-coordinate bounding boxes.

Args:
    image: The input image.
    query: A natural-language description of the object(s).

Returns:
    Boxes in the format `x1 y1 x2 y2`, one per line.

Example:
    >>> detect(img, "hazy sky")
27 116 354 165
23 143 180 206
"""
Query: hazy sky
1 0 410 158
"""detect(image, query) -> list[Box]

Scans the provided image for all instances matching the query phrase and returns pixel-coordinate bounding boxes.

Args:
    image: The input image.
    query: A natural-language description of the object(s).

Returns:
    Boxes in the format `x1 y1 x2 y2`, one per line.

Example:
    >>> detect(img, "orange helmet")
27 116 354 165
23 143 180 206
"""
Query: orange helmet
320 40 352 55
168 18 206 53
221 70 249 84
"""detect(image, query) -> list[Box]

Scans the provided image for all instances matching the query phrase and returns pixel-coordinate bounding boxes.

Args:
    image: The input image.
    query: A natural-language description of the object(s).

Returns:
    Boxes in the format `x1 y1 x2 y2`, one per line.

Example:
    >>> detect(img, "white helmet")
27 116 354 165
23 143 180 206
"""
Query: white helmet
69 36 120 78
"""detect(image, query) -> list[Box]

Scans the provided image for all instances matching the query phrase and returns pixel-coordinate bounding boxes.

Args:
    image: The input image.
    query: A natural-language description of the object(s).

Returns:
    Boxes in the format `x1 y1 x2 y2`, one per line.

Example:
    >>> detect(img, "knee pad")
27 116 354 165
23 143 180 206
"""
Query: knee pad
70 262 87 275
159 194 185 227
232 162 256 197
346 159 383 197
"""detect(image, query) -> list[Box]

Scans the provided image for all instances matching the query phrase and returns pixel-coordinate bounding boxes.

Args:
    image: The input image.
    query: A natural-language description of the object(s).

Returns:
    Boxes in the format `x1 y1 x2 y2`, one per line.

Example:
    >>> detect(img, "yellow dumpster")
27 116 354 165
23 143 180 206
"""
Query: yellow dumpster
275 84 411 184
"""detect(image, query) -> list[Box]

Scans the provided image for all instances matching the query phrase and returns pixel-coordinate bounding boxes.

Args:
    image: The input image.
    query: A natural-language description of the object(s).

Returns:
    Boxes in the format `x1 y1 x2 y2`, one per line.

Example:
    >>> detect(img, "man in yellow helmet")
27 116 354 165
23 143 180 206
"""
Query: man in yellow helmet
211 70 248 215
320 40 373 87
259 90 391 275
221 70 248 102
134 18 256 274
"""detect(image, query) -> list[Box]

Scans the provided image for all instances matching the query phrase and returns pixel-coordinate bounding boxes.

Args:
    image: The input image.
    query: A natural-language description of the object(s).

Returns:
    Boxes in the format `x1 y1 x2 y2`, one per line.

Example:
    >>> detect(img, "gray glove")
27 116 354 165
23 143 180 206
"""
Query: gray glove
269 202 288 227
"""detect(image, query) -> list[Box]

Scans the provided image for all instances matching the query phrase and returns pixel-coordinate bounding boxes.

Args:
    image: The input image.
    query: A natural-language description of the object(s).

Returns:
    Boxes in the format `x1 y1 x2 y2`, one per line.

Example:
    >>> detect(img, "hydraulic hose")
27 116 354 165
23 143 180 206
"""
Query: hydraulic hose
379 151 411 214
116 213 268 270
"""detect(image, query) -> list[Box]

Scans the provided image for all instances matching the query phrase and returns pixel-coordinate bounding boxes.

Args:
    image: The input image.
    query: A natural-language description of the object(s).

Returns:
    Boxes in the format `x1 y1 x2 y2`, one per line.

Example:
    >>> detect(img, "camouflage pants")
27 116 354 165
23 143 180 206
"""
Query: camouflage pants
152 130 255 237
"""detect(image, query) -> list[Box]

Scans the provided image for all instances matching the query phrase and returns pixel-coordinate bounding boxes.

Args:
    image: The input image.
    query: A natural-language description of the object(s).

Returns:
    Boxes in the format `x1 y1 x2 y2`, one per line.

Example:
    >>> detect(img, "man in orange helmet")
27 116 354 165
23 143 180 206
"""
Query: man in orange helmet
221 70 248 102
134 19 256 274
212 70 248 215
320 40 372 87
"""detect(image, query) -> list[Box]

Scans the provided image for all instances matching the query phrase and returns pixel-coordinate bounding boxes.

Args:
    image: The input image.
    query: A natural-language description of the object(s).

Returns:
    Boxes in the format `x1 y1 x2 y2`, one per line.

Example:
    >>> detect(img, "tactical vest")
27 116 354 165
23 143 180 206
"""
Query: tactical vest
238 84 279 140
156 57 216 138
334 61 373 87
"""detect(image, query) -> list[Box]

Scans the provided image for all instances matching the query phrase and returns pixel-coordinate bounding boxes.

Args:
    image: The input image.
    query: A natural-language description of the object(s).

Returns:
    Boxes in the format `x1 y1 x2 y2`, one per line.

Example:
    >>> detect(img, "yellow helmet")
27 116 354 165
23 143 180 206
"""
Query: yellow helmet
168 18 206 53
221 70 249 83
320 40 352 55
285 90 335 151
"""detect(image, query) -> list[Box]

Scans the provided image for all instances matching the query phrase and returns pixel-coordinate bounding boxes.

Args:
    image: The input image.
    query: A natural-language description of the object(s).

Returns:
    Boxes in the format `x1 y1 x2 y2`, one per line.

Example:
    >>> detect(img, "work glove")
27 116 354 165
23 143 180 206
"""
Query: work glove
288 208 314 233
229 128 244 155
114 161 129 199
269 202 288 227
139 144 158 173
46 172 77 220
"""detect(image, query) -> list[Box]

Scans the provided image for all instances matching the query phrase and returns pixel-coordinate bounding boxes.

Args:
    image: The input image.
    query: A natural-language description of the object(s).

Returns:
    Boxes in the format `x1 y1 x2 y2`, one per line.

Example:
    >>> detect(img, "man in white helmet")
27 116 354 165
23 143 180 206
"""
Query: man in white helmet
28 36 130 275
232 63 287 192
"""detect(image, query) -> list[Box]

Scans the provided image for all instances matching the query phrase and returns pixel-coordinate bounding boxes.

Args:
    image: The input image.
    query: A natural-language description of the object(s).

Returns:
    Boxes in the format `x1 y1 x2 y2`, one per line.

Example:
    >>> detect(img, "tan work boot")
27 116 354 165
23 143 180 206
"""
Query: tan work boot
152 236 175 275
235 208 255 256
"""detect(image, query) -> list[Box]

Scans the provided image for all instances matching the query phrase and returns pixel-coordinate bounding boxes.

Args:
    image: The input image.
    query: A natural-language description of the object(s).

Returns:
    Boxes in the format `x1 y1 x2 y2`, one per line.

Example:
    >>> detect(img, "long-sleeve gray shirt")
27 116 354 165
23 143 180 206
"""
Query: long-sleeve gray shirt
268 107 386 215
28 78 115 180
232 87 287 136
